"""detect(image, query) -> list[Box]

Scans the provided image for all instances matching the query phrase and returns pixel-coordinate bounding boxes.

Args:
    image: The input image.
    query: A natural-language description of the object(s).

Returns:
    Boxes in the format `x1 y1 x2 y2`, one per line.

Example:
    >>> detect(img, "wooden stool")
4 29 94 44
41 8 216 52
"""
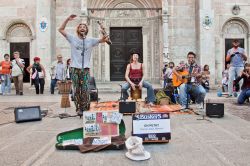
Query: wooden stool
130 86 142 100
58 81 72 108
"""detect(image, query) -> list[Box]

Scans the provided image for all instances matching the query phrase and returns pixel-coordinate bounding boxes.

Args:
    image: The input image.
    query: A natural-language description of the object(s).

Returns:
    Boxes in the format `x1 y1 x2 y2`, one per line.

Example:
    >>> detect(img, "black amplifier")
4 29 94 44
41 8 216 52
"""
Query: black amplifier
119 101 136 114
206 103 224 118
14 106 42 123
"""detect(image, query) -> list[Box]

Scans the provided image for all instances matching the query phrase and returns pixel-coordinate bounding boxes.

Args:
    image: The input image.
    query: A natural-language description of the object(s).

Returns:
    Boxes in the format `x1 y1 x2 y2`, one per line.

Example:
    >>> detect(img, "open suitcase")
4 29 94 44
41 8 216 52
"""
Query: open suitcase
55 120 126 150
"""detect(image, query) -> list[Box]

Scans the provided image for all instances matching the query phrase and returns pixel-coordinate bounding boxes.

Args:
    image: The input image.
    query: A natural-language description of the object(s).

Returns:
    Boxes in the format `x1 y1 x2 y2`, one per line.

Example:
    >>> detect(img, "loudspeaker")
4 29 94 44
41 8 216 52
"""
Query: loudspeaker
14 106 42 123
206 103 224 118
119 101 136 114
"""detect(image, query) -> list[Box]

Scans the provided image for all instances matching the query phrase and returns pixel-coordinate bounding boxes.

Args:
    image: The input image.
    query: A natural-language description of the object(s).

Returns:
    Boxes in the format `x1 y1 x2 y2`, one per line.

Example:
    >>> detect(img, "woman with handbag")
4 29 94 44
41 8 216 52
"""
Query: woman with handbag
26 57 46 94
11 51 25 95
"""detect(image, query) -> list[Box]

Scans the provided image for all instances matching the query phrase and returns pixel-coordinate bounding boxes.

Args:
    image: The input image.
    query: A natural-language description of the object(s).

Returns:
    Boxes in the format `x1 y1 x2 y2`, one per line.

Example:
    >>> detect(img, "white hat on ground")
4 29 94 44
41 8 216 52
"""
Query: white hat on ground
125 136 151 161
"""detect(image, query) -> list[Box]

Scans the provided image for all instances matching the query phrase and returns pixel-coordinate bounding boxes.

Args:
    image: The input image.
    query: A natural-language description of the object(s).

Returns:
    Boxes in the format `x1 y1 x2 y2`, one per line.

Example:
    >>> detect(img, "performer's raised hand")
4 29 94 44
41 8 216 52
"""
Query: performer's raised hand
67 14 77 21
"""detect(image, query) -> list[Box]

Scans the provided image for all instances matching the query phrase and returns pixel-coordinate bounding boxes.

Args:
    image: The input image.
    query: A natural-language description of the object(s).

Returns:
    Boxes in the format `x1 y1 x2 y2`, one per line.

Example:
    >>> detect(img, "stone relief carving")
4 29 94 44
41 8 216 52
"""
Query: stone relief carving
223 20 248 35
6 23 32 39
110 3 142 18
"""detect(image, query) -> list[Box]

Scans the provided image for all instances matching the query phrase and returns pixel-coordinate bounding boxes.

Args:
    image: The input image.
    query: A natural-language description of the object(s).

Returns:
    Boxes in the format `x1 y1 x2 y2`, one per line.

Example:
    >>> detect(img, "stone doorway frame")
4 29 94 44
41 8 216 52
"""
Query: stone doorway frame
217 17 250 82
2 20 35 83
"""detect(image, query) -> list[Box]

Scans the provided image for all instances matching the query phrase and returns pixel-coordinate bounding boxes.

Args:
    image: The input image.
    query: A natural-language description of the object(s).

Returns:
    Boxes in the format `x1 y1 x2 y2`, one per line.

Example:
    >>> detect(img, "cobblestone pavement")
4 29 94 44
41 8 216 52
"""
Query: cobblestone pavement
0 87 250 166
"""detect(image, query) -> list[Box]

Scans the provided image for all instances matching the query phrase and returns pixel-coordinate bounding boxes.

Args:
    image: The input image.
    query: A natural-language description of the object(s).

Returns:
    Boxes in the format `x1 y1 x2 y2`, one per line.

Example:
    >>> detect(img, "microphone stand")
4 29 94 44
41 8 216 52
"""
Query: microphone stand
77 34 86 118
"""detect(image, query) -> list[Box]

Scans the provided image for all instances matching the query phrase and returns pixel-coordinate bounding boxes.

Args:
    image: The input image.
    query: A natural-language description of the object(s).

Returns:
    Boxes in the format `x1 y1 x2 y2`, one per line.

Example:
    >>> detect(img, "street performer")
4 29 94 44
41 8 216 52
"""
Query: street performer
58 14 109 115
121 53 156 106
173 51 206 110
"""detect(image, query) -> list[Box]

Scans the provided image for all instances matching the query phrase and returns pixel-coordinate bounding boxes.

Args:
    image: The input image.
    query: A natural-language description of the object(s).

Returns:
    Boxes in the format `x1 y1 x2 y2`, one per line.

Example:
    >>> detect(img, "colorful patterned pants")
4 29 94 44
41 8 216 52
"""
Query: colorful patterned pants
71 68 90 112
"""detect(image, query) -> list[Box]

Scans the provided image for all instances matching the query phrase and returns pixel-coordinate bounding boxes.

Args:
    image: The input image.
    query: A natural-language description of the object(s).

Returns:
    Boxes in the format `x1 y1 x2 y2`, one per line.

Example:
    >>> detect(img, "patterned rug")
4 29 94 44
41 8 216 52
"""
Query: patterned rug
89 101 193 114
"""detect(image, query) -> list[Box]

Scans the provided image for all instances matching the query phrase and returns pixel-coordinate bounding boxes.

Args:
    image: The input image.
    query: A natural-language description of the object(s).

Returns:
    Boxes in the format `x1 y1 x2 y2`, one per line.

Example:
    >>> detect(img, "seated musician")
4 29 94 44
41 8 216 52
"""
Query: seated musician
121 53 156 106
173 51 206 110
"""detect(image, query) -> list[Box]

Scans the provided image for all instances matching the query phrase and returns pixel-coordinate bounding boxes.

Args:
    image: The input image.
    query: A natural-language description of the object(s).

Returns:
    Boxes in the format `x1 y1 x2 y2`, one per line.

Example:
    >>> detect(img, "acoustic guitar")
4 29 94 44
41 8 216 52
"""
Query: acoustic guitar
172 70 189 87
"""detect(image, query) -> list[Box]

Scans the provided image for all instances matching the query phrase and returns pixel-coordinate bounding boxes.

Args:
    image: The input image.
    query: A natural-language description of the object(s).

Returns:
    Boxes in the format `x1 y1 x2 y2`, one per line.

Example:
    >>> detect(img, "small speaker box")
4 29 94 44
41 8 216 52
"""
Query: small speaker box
14 106 42 123
206 103 224 118
119 101 136 114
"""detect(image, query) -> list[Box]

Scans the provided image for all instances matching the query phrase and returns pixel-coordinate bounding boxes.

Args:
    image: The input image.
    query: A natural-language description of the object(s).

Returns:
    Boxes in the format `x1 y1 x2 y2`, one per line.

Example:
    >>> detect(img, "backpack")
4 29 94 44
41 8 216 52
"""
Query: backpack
155 90 172 105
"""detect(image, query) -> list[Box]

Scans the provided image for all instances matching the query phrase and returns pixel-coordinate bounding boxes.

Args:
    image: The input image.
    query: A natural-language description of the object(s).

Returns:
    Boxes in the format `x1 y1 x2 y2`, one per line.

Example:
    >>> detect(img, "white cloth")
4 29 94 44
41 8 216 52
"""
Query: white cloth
11 59 25 77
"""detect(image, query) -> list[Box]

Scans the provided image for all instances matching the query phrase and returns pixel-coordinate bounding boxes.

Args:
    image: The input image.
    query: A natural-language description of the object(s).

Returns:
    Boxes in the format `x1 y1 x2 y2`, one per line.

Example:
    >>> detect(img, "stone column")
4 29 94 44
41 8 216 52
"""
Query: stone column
80 0 88 23
197 0 216 86
36 0 54 83
162 0 169 63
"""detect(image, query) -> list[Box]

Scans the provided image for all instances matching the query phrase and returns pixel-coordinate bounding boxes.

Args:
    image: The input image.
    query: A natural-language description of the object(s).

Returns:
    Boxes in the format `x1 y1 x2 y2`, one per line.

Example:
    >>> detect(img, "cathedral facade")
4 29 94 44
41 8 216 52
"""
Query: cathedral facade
0 0 250 86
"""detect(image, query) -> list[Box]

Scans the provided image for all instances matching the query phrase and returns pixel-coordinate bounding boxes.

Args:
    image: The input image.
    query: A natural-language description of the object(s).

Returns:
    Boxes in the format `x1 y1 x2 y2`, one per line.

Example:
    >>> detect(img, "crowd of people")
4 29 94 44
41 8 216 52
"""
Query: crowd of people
0 51 73 96
0 15 249 115
162 39 249 106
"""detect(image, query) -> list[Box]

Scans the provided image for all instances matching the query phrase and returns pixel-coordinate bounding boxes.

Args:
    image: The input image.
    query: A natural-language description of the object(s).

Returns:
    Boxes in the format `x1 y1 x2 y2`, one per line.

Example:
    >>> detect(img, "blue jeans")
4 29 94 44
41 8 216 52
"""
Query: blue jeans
237 88 250 104
1 74 11 94
121 81 156 103
228 66 244 95
179 83 206 107
50 79 58 94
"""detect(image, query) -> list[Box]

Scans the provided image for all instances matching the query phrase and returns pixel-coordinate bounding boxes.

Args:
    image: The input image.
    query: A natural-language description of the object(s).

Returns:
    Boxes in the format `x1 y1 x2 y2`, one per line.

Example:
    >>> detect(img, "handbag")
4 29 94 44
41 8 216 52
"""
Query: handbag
15 60 25 76
31 69 37 79
38 72 44 78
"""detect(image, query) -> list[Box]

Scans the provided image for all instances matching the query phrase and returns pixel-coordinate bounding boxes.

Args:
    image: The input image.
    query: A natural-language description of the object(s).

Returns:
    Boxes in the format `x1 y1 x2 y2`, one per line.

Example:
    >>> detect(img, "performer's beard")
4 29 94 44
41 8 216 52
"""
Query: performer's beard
79 31 86 38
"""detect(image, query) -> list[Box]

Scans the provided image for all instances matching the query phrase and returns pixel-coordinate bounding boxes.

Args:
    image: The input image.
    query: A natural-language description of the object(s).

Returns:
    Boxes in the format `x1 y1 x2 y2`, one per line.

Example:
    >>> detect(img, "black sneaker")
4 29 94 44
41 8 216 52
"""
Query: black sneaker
19 92 23 95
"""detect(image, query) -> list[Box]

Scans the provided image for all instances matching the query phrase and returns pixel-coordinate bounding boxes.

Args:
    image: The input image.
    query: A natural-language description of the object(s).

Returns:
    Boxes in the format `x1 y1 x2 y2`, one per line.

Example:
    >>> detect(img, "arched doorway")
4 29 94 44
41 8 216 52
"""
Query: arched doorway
222 18 249 69
87 0 162 82
6 22 33 83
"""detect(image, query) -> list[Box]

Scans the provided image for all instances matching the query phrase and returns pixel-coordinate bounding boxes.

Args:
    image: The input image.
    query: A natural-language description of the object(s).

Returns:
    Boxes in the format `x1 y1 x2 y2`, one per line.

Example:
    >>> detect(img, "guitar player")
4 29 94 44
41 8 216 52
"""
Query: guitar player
173 51 206 110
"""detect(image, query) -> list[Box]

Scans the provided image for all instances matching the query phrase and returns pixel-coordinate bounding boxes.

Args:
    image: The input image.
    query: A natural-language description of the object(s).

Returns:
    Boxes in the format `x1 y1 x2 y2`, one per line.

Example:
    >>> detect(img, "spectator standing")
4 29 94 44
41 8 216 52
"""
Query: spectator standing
11 51 25 95
0 54 12 95
26 57 46 94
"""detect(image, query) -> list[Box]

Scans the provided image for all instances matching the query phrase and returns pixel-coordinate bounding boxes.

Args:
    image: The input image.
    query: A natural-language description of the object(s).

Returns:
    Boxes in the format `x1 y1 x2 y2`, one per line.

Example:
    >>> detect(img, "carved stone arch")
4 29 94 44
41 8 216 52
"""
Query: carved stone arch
105 0 146 18
4 20 35 42
222 17 249 35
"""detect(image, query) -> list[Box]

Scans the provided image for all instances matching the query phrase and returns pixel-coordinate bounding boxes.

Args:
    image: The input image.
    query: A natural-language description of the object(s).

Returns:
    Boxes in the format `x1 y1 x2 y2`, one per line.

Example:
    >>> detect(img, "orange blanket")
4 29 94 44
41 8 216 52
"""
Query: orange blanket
89 101 192 114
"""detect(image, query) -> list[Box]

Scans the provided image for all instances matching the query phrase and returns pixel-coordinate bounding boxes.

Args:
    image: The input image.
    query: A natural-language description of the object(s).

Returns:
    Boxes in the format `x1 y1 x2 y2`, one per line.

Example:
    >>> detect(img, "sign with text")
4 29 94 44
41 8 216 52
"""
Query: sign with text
132 113 171 142
83 111 120 138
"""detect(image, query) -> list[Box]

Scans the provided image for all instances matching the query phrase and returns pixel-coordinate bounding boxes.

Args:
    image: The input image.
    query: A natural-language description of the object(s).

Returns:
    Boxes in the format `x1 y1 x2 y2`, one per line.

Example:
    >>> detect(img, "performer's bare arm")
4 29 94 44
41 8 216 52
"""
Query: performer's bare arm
58 14 77 37
125 64 136 90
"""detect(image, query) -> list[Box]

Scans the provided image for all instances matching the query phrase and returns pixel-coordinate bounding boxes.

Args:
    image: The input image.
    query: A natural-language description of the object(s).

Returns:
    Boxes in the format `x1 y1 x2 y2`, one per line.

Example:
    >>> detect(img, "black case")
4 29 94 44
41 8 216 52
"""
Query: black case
119 101 136 114
14 106 42 123
206 103 224 118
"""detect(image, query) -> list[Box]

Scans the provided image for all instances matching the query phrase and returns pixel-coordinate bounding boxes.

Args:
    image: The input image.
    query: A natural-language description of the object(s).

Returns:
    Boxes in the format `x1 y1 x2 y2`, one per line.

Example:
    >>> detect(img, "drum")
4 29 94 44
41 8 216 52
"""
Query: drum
61 94 71 108
130 86 142 100
58 81 72 94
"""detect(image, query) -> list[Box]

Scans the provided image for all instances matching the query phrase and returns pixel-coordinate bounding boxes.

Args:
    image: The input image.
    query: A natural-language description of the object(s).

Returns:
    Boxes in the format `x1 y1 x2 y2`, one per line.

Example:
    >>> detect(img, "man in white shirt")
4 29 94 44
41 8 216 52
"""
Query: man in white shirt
11 51 25 95
58 14 109 115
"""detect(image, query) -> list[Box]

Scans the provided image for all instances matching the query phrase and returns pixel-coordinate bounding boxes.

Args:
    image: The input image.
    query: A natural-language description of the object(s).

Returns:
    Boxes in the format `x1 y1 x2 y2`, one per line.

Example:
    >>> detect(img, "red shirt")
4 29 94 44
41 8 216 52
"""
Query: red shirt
0 61 11 74
129 63 143 84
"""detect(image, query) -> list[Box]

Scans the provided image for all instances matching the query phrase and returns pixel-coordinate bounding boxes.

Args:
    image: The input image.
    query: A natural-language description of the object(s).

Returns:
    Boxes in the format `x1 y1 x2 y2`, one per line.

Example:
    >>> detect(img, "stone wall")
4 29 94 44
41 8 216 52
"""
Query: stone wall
168 0 197 65
0 0 36 56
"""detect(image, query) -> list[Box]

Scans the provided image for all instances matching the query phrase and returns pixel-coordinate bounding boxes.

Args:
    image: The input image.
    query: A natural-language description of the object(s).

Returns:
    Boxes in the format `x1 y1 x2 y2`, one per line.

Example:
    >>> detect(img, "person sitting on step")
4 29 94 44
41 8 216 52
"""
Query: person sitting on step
121 52 156 106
